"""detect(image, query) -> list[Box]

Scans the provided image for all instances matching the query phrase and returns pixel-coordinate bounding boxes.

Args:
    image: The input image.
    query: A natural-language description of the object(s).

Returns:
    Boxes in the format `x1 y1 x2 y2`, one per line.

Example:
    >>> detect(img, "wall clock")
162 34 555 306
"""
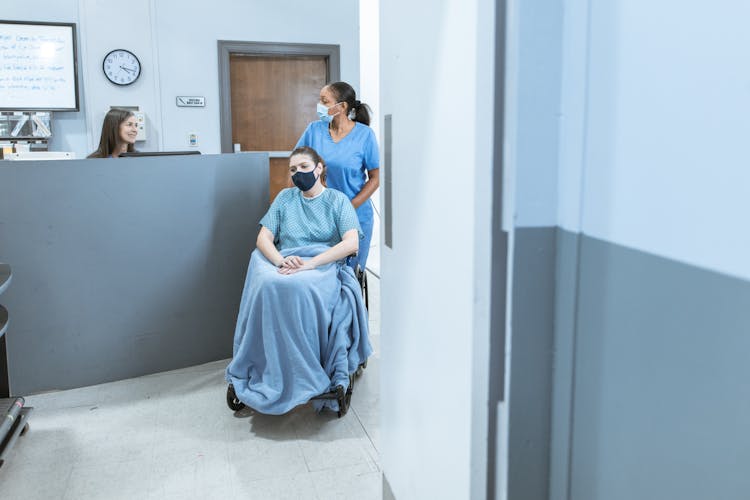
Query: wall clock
102 49 141 86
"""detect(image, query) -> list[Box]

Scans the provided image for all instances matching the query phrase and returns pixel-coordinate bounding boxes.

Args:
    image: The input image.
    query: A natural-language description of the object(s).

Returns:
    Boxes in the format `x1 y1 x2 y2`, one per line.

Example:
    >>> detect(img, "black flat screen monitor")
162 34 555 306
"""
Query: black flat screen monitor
119 151 201 158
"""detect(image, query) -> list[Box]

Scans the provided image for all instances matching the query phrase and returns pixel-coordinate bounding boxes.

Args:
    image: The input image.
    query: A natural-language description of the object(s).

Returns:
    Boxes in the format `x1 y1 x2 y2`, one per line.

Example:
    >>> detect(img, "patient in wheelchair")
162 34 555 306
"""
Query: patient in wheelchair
225 146 372 415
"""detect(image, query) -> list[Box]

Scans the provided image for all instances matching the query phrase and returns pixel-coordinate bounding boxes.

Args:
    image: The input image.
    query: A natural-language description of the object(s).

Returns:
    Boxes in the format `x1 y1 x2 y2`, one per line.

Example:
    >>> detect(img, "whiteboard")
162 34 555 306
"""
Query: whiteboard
0 21 79 111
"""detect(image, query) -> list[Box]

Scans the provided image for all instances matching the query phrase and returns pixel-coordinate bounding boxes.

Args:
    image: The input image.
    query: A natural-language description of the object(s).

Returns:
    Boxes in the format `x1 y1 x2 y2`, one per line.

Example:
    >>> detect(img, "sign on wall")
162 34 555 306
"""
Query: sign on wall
176 96 205 107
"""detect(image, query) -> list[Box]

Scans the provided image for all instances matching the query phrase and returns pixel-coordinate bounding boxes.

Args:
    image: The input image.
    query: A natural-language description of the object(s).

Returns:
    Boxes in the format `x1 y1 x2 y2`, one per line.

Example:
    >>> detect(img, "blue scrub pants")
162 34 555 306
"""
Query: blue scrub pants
353 202 374 271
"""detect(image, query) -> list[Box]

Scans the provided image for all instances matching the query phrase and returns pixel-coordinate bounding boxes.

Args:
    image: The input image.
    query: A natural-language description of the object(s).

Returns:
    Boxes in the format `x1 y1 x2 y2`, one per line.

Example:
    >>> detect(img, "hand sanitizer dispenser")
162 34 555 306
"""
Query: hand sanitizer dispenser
133 111 146 142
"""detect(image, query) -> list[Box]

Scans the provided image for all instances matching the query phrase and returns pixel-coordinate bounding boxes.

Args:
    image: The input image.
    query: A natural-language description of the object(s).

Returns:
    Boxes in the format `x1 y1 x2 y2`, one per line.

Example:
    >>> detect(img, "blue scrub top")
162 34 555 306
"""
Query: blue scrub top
295 121 379 219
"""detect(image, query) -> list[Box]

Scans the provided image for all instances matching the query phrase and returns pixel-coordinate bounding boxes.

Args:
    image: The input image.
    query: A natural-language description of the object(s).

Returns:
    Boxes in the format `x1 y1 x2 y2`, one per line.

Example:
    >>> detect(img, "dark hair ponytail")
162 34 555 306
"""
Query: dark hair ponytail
327 81 371 126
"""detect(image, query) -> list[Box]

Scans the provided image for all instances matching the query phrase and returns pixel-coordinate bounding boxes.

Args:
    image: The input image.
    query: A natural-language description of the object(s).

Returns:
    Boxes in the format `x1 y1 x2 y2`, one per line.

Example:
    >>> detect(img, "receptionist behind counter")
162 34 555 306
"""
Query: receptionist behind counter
87 108 138 158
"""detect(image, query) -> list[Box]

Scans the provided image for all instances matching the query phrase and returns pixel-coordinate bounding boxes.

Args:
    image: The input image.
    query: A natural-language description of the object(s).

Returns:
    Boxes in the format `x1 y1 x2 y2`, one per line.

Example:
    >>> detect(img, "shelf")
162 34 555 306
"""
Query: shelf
0 264 10 295
0 305 6 338
0 263 22 448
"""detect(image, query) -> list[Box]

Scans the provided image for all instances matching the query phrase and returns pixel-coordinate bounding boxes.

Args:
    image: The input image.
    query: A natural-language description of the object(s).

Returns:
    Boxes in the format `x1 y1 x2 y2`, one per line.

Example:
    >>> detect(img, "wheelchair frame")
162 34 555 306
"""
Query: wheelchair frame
226 264 370 418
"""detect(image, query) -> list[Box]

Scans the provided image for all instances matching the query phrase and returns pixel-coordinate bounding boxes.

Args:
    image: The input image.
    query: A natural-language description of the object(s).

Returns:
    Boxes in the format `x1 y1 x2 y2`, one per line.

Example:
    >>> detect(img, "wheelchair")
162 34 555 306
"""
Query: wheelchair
226 262 370 418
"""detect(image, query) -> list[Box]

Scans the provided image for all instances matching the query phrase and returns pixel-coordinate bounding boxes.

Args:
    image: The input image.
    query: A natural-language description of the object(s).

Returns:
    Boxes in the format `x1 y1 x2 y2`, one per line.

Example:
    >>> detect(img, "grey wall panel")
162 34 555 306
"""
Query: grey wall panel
383 114 393 249
487 228 509 500
549 228 580 500
0 153 269 394
569 235 750 500
383 473 396 500
508 226 556 500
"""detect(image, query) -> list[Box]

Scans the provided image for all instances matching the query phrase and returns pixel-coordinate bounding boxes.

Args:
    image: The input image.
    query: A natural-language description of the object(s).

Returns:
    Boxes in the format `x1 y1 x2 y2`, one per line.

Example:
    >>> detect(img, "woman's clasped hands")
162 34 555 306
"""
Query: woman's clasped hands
277 255 316 275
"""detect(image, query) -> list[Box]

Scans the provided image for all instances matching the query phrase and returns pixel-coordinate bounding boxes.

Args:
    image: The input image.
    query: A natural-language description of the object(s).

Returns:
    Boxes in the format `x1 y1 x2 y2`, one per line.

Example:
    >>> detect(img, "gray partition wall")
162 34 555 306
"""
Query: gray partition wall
510 228 750 500
0 153 269 394
567 235 750 500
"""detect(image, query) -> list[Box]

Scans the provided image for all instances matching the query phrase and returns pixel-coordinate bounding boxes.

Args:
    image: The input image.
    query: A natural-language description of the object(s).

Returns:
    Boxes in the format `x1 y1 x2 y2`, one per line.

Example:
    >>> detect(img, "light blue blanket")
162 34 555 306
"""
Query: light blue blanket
226 245 371 415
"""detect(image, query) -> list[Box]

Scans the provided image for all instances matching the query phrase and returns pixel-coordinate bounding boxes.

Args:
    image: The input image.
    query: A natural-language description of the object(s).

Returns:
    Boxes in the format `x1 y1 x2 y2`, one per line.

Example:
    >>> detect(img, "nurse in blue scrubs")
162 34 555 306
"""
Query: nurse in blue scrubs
296 82 380 271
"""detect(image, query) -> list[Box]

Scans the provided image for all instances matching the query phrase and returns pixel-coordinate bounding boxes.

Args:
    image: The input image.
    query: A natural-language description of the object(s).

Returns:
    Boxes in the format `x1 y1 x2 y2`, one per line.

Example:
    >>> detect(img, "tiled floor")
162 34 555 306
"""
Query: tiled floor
0 274 381 500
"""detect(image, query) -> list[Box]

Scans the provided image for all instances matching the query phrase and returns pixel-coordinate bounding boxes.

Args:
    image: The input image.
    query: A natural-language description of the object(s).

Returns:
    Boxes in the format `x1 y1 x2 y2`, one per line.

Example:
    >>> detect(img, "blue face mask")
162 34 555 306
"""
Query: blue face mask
292 169 318 192
317 102 339 124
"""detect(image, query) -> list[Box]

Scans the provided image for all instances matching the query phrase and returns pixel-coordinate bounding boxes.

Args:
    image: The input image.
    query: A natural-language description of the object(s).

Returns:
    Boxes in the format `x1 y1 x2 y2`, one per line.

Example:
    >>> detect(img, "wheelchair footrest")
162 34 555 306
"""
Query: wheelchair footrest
310 384 345 401
311 383 351 418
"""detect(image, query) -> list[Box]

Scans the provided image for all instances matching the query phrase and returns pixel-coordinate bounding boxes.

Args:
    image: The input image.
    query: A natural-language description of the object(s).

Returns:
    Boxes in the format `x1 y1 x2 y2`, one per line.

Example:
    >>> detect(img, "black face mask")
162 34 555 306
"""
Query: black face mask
291 169 318 192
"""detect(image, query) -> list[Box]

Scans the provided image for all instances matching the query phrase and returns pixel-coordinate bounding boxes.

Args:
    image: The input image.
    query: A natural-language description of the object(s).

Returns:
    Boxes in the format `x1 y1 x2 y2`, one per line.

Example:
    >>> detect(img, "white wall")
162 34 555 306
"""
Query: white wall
359 0 380 145
79 0 162 153
556 0 589 233
359 0 381 275
379 0 495 498
5 0 360 158
510 0 563 228
558 0 750 281
153 0 360 154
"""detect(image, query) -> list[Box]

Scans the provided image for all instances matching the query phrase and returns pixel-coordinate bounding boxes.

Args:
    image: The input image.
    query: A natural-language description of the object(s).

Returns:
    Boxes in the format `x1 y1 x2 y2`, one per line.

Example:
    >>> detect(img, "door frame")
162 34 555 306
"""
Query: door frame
217 41 341 154
488 0 510 497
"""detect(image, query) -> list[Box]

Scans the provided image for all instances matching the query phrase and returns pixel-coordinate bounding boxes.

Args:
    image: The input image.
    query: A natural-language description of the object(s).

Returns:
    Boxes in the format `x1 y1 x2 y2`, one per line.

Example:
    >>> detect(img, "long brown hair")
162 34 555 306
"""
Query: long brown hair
87 109 137 158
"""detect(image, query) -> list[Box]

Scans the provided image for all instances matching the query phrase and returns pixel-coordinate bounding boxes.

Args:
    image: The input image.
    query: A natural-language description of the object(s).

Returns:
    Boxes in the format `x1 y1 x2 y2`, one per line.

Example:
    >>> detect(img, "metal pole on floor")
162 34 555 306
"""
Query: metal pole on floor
0 397 32 468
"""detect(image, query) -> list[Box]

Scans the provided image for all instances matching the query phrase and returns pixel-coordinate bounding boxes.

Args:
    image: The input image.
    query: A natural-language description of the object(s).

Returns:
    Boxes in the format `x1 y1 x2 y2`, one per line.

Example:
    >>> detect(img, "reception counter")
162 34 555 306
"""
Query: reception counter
0 153 269 394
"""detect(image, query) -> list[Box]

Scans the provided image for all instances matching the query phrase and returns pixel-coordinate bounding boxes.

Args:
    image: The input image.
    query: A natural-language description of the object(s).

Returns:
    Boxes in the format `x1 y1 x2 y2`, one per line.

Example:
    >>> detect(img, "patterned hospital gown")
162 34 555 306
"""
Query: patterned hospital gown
259 187 362 251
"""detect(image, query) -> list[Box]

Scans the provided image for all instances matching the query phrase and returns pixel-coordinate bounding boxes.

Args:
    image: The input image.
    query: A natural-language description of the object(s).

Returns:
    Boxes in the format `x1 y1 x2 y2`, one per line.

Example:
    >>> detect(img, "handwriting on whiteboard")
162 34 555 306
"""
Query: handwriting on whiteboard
0 34 69 93
0 23 78 110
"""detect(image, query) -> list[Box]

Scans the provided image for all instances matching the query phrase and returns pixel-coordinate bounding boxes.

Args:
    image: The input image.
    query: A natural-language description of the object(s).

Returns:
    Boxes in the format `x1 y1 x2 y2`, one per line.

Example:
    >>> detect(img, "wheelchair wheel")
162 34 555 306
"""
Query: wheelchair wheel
226 383 245 411
355 267 369 311
363 271 369 310
345 376 353 408
335 384 349 418
355 360 367 377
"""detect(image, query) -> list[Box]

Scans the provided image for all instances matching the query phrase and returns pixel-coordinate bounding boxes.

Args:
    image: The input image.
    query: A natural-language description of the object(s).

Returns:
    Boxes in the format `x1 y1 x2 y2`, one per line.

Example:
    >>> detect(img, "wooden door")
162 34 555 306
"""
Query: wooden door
229 55 326 201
